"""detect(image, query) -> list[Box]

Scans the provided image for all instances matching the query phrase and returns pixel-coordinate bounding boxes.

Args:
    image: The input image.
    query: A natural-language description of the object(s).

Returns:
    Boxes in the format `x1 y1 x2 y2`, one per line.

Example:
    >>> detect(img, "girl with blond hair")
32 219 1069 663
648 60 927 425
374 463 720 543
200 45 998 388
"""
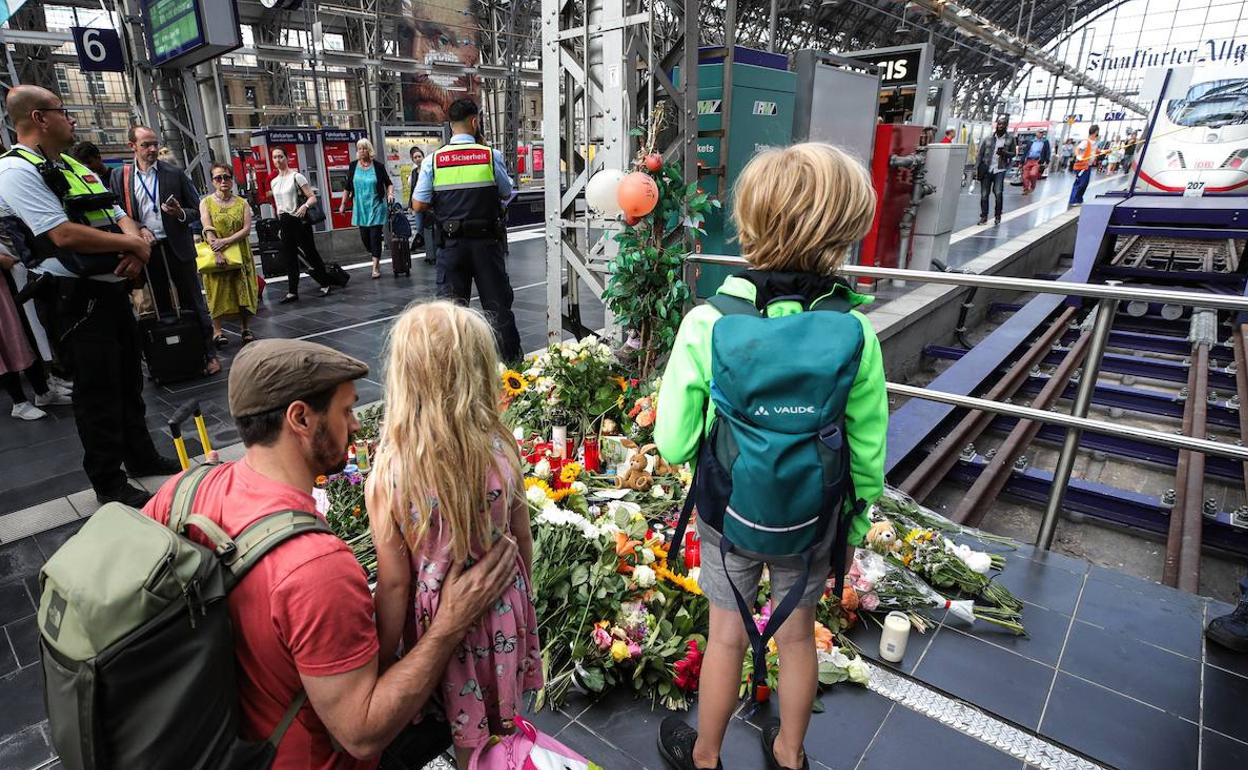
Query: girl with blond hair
367 301 540 767
656 143 888 770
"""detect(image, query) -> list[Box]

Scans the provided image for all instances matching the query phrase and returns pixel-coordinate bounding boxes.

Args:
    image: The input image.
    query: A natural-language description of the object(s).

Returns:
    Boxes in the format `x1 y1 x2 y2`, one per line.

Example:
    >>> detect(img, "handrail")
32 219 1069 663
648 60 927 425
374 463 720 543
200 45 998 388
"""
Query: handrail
885 383 1248 463
684 255 1248 313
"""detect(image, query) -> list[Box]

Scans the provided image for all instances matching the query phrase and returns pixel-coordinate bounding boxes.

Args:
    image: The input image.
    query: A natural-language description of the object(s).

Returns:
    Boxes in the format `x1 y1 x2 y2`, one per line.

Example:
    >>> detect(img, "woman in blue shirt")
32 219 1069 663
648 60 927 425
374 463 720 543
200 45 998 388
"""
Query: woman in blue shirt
340 138 394 278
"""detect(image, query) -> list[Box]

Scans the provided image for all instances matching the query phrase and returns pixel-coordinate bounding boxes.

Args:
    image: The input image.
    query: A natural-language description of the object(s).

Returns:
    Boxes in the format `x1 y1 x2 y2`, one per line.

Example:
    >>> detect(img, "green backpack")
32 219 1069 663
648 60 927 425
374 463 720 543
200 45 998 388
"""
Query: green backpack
670 288 866 700
38 464 333 770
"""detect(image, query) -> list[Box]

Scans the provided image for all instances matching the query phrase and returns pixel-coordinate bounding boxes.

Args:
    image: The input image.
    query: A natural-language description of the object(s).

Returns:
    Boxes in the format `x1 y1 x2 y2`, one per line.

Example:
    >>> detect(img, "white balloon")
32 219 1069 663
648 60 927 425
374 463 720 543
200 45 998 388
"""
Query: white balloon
585 169 626 216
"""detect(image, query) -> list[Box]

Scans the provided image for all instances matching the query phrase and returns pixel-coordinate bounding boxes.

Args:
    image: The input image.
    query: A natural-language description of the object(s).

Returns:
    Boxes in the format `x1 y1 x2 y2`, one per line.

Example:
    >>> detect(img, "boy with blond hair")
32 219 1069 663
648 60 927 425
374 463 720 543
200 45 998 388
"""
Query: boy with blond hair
656 143 888 770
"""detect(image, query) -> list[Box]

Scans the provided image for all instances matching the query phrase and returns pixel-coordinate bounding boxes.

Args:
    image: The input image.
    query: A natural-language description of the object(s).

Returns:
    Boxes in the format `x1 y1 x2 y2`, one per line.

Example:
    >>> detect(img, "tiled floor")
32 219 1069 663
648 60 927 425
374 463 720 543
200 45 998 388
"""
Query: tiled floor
3 519 1243 770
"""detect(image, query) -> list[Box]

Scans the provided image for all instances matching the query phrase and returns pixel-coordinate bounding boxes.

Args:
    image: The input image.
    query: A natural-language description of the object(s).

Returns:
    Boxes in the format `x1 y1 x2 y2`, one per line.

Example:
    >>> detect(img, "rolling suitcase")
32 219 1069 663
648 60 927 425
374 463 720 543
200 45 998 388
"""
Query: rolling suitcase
138 252 206 385
390 236 411 277
257 217 287 278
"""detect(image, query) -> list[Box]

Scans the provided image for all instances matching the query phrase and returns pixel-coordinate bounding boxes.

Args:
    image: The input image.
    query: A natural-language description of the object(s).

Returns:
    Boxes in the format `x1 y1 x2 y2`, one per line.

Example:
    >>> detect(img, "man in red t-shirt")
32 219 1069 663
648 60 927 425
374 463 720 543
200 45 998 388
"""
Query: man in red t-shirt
144 339 518 769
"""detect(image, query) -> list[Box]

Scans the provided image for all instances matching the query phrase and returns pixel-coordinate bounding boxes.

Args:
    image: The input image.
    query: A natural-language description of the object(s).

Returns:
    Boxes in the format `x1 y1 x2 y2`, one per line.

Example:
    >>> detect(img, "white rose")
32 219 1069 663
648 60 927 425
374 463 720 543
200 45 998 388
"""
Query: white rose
829 649 851 669
640 547 656 564
633 564 656 588
533 458 552 479
686 567 700 583
650 484 668 499
526 485 548 505
847 657 871 685
571 481 588 495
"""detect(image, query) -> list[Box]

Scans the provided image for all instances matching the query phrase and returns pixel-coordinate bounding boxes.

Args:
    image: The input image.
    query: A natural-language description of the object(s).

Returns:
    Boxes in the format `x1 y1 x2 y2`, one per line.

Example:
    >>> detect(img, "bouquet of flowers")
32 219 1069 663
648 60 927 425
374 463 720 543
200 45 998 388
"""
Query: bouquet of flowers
503 337 629 437
874 487 1018 548
846 549 1024 635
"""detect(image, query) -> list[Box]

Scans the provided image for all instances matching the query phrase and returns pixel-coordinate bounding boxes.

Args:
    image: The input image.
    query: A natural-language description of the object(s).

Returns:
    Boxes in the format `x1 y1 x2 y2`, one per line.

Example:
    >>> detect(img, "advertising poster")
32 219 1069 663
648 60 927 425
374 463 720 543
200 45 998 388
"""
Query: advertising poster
382 126 445 207
322 128 367 230
400 0 481 123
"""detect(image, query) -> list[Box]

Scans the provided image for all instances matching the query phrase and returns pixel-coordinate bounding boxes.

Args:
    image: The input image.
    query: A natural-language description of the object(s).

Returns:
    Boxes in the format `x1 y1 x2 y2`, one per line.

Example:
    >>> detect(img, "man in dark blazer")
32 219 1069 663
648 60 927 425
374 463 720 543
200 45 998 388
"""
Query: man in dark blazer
975 115 1018 226
111 125 219 375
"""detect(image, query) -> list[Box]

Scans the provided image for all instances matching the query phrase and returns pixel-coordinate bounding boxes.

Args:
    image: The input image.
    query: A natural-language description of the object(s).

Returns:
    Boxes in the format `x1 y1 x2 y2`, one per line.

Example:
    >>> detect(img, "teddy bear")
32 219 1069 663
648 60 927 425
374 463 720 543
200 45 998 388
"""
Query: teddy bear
615 452 653 491
866 519 900 554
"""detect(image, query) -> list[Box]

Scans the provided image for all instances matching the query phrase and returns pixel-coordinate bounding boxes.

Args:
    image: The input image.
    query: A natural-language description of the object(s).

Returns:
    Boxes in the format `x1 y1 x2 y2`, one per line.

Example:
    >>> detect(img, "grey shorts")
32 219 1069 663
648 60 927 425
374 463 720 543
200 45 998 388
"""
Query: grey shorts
695 521 836 610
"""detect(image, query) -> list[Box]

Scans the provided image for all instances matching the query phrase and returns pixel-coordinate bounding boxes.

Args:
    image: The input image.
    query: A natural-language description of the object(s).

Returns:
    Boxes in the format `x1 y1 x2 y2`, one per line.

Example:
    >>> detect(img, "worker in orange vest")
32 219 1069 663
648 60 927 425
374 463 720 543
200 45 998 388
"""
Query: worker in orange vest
1069 124 1099 206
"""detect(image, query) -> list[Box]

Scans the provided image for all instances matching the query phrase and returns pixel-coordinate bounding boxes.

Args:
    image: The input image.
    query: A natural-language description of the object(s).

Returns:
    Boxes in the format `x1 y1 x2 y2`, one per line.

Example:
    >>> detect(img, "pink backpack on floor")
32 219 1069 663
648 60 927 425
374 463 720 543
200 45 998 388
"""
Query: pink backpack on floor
468 716 603 770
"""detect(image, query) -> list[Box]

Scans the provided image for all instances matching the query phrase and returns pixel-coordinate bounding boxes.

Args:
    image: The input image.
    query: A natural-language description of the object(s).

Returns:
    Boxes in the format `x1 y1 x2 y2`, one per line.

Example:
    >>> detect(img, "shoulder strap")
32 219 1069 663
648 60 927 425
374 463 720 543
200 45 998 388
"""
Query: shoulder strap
268 691 308 749
169 463 217 535
809 293 852 313
223 509 334 586
707 294 758 317
122 163 135 220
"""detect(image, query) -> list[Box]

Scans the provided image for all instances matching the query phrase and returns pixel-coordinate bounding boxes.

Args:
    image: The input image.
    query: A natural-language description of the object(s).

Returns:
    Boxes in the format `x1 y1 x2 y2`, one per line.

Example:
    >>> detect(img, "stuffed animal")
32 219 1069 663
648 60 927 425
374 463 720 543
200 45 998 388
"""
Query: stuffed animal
866 520 900 554
616 453 653 491
636 443 675 477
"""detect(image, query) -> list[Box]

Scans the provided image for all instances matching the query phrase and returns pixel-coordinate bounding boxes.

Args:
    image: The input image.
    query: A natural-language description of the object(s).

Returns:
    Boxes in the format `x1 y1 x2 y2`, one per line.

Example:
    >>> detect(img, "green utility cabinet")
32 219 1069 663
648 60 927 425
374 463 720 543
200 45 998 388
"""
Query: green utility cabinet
679 58 796 296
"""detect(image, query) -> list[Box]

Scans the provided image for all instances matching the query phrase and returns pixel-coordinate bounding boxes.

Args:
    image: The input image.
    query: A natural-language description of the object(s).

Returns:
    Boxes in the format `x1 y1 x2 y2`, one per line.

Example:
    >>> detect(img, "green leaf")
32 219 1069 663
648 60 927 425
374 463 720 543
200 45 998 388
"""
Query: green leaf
629 127 644 136
580 666 607 692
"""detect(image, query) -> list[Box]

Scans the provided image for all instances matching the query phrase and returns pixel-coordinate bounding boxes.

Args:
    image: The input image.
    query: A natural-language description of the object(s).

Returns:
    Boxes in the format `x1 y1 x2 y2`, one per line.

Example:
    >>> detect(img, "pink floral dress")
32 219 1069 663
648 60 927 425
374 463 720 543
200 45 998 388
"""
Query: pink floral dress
403 455 543 749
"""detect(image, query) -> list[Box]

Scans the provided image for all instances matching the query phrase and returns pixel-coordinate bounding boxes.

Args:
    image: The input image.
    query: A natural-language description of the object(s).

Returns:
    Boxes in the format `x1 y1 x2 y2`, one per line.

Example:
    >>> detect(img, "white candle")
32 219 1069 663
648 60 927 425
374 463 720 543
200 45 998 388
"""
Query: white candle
879 611 911 663
551 425 568 458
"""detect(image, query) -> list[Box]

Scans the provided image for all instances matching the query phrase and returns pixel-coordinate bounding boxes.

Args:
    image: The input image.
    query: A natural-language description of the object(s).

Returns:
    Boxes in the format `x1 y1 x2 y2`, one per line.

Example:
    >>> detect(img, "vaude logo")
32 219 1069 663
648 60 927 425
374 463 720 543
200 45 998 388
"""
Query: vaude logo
755 405 816 416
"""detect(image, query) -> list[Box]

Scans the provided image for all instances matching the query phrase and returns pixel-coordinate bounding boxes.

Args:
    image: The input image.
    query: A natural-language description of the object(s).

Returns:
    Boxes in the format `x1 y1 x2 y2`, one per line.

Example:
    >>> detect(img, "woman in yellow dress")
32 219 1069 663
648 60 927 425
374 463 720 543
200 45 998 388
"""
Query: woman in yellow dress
199 163 259 347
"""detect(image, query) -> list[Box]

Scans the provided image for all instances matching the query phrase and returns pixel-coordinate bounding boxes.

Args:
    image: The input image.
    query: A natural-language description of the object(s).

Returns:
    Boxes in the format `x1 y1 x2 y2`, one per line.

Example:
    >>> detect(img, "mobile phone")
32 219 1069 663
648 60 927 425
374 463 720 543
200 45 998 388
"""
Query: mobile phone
165 194 179 207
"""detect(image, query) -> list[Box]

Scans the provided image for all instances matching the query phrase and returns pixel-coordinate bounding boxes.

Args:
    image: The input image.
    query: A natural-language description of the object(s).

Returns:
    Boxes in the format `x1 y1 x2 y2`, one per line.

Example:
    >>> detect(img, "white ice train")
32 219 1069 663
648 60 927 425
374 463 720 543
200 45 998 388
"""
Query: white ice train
1135 73 1248 194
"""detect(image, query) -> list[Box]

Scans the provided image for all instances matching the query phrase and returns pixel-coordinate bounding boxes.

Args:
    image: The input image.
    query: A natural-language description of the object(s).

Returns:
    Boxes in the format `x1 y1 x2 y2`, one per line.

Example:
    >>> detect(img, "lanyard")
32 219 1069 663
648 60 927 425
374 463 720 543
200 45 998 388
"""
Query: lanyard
136 167 159 209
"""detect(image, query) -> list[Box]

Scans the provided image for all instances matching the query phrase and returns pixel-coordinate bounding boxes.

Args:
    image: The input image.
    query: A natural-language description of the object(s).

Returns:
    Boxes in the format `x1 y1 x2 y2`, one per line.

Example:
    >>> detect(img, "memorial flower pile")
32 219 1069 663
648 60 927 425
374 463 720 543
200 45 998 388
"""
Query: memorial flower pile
327 349 1030 712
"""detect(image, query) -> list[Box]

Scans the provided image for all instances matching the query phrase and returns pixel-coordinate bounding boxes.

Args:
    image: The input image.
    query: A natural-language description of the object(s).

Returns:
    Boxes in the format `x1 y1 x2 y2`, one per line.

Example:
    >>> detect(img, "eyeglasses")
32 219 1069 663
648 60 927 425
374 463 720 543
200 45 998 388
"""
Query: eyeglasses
34 106 70 117
212 174 233 181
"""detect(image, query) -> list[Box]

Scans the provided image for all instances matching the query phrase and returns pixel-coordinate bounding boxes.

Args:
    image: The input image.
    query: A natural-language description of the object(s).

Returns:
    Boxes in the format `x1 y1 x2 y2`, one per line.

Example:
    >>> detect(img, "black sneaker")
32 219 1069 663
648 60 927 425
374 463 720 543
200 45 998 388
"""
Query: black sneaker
96 483 152 508
761 721 809 770
994 215 1002 225
658 717 722 770
1207 599 1248 652
127 454 183 477
977 217 987 225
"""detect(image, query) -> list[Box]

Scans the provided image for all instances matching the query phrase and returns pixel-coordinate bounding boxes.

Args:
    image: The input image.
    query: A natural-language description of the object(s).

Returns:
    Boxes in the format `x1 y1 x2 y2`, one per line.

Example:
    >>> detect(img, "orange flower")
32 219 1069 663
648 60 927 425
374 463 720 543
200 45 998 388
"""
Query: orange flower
841 584 859 612
814 622 834 652
615 531 641 557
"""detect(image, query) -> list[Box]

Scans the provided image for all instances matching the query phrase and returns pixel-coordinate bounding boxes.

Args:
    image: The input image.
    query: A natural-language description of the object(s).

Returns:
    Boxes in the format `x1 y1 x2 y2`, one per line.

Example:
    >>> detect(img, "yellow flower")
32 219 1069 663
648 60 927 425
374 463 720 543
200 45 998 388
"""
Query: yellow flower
502 369 529 396
560 462 583 484
525 477 553 494
610 639 630 662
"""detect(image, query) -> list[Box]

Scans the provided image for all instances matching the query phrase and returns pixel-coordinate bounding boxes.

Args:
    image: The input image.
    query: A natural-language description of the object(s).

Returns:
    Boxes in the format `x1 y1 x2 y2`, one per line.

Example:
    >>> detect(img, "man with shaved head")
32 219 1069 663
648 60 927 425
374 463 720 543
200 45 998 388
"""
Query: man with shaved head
0 86 178 507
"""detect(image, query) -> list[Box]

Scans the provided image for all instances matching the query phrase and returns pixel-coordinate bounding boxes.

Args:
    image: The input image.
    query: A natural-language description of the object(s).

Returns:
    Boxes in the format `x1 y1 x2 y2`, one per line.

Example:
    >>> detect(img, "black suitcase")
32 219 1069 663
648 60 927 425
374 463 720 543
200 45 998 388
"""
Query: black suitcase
390 237 411 277
260 245 287 278
139 255 206 384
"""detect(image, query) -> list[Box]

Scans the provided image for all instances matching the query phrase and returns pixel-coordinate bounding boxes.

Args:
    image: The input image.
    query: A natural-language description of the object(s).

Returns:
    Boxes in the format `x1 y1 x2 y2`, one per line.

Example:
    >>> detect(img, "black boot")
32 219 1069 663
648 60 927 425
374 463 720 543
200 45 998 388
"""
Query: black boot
1207 597 1248 653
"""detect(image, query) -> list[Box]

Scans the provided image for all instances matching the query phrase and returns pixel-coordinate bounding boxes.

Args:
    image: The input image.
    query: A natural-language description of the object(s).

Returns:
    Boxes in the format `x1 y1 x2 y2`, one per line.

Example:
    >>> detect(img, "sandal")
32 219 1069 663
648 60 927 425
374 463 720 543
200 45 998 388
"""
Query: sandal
241 330 256 345
371 269 381 279
212 334 229 349
204 358 222 377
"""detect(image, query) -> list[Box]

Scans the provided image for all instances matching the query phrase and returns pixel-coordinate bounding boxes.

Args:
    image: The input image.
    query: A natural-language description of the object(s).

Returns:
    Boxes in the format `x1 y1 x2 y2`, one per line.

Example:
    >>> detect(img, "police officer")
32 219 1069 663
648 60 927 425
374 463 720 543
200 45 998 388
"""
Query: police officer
0 86 180 507
411 98 522 362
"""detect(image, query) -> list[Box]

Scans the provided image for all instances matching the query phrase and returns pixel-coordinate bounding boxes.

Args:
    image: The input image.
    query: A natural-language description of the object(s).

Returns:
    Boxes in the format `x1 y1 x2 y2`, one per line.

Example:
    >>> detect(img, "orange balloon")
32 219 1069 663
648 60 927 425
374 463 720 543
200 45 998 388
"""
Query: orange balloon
617 172 659 218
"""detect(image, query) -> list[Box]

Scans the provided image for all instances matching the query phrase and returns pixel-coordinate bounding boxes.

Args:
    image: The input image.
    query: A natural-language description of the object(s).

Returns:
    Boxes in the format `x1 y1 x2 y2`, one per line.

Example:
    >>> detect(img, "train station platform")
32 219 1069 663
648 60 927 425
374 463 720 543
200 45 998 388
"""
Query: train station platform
5 167 1208 770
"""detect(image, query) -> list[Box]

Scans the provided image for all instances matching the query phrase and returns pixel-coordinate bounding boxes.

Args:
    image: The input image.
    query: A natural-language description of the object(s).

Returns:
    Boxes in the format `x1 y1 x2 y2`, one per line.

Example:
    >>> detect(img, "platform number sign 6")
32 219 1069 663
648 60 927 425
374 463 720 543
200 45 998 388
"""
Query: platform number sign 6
1183 181 1205 198
71 27 125 73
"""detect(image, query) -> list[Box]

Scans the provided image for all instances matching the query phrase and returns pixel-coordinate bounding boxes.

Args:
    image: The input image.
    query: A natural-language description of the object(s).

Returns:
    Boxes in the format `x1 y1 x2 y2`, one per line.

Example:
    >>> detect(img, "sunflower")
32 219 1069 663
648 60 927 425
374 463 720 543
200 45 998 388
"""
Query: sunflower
560 461 583 484
524 477 554 497
501 369 529 396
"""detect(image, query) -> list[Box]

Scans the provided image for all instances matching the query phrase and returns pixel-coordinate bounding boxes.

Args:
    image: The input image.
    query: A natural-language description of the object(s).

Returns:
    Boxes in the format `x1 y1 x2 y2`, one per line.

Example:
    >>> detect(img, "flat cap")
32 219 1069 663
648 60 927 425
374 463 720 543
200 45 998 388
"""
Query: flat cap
228 339 368 418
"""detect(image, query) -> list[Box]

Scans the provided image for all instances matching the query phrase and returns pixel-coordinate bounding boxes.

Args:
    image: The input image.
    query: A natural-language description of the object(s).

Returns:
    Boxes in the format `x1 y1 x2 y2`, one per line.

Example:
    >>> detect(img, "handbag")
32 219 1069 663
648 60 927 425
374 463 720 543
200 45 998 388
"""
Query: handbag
468 716 601 770
195 240 245 273
297 188 327 225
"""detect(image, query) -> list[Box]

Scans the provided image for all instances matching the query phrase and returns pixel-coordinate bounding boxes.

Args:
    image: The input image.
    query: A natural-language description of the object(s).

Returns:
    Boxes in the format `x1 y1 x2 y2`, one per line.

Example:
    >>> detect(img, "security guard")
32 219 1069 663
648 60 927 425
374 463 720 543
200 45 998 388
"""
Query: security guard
412 97 522 362
0 86 179 507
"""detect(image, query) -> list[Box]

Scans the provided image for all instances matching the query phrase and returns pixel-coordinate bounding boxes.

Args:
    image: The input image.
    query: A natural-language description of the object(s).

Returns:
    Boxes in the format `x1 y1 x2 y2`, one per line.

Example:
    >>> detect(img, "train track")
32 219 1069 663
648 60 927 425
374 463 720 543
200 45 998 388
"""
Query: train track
900 234 1248 592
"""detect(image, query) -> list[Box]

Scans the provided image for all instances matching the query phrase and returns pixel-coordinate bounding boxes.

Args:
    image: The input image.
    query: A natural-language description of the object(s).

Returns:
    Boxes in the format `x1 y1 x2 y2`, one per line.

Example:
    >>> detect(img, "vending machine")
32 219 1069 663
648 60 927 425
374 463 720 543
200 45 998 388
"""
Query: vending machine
321 128 367 230
249 127 327 228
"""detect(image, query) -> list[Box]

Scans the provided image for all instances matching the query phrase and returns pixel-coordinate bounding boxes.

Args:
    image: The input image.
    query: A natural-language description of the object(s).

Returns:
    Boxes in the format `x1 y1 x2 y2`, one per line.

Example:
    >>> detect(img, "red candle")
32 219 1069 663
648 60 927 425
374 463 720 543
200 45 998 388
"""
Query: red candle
549 457 569 490
684 530 701 567
583 436 601 472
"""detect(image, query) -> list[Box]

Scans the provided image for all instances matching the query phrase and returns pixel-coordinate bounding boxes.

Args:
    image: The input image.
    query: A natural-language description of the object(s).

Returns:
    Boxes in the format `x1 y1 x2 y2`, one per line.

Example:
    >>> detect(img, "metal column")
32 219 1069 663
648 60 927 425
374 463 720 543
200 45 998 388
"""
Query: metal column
1037 291 1121 550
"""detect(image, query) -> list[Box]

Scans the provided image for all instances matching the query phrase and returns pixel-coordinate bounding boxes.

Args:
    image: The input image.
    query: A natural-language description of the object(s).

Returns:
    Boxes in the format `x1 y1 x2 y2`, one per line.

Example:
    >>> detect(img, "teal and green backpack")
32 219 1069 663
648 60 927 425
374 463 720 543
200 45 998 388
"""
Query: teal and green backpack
670 282 866 700
38 464 332 770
